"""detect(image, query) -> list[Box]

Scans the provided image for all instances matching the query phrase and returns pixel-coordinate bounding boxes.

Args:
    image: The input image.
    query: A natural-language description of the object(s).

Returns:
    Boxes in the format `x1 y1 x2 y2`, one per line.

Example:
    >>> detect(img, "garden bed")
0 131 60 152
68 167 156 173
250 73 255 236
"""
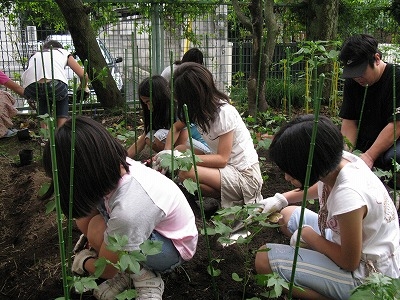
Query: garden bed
0 114 294 300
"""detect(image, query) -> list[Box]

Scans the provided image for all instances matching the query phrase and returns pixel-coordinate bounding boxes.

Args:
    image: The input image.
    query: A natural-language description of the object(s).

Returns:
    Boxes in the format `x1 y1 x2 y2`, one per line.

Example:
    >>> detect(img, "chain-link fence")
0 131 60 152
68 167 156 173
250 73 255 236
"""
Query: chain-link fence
0 2 398 112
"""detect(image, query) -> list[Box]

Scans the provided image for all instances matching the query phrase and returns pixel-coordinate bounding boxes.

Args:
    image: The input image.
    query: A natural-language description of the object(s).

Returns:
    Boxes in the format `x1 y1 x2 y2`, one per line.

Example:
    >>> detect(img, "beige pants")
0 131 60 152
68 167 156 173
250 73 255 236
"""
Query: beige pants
220 162 263 208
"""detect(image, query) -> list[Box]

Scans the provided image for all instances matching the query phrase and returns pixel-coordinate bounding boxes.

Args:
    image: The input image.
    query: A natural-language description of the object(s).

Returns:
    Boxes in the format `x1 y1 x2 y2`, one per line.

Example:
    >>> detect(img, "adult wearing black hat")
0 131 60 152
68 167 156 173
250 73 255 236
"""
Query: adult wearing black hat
339 33 400 187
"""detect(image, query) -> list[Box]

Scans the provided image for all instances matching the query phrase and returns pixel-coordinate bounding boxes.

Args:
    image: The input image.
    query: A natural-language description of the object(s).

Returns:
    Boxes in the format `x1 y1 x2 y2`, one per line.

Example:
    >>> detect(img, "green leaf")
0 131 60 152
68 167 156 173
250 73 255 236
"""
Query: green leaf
45 199 56 214
140 240 163 256
207 265 221 277
94 257 108 277
115 289 137 300
38 182 51 197
72 276 98 294
232 272 243 282
182 178 198 195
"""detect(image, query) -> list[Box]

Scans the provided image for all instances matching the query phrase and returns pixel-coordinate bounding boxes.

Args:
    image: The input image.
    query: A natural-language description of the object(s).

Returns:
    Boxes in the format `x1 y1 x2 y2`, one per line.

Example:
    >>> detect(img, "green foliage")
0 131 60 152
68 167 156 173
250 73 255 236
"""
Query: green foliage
106 121 137 148
157 149 202 195
350 273 400 300
70 275 98 295
254 272 291 299
200 204 287 297
265 77 306 108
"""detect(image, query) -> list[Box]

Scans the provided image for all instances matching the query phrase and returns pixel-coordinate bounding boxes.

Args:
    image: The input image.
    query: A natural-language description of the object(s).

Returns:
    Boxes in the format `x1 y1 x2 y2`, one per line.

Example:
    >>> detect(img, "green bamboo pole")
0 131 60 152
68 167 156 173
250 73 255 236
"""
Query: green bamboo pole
288 73 325 299
131 32 139 160
148 33 154 161
183 104 219 300
355 85 368 148
168 50 175 178
67 77 79 272
393 66 397 202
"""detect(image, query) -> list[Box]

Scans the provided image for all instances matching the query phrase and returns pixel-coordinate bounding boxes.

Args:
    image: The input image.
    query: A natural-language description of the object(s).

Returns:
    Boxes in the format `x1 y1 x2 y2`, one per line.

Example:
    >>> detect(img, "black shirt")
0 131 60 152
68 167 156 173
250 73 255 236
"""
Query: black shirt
339 63 400 152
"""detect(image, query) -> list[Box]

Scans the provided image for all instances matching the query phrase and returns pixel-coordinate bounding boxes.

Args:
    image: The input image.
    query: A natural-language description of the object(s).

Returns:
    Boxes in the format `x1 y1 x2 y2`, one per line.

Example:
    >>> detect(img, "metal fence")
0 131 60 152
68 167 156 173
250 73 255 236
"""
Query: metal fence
0 3 308 111
0 3 398 111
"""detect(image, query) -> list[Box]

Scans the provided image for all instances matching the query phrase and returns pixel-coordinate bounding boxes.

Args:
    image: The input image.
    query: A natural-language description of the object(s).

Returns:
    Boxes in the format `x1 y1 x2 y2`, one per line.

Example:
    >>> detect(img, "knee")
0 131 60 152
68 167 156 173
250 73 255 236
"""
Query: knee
255 245 272 274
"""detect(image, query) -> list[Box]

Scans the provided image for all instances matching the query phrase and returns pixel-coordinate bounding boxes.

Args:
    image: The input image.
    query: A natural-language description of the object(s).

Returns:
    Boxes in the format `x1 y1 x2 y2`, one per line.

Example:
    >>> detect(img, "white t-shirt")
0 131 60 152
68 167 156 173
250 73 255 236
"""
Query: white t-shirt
160 64 178 80
319 151 400 278
22 48 71 87
197 101 259 170
103 158 198 261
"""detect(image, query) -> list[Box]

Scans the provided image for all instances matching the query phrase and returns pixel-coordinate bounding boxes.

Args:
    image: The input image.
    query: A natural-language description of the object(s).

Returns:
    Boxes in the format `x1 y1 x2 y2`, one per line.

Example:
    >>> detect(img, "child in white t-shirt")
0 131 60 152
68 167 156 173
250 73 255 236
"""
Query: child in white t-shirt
161 62 263 208
42 116 198 300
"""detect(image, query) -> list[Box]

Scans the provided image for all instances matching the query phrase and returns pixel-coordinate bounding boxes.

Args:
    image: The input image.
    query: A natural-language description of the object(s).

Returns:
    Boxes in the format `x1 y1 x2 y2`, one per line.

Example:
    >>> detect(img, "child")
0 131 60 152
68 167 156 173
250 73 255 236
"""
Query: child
0 70 25 138
127 75 209 159
161 62 263 208
42 116 198 300
255 115 400 299
23 40 89 128
161 47 203 80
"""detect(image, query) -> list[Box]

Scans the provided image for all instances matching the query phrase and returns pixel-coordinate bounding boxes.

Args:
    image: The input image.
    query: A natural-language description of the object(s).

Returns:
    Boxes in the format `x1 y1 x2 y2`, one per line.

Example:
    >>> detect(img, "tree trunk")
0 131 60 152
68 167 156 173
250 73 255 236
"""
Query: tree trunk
55 0 123 109
306 0 339 102
233 0 278 116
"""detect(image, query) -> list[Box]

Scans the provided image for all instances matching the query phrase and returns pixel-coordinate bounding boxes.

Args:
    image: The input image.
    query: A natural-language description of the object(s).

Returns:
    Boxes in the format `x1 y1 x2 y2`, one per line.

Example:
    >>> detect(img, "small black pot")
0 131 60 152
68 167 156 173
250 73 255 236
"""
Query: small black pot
17 129 31 141
19 149 33 166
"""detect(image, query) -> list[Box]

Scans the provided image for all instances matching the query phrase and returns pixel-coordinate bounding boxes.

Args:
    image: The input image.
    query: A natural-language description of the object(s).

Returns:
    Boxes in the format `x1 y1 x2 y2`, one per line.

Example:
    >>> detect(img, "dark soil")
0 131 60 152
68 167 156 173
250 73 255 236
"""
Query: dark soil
0 114 293 300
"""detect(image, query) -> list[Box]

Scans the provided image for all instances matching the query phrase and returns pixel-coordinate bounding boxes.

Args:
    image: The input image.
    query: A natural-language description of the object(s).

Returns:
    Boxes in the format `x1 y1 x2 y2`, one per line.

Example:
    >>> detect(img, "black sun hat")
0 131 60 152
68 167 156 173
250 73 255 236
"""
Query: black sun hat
342 58 369 78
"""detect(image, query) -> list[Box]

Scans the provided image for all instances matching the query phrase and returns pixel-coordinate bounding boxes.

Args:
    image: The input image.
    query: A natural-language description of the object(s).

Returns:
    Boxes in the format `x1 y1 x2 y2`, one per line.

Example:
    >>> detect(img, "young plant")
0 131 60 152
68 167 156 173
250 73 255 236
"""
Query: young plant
67 234 163 300
203 204 282 299
350 273 400 300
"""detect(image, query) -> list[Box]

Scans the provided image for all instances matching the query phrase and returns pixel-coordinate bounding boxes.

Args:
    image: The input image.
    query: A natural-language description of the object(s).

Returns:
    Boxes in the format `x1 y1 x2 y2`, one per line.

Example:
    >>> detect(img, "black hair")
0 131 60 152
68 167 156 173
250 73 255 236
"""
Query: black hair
181 48 204 65
268 115 343 188
43 40 64 50
173 62 229 133
339 34 379 68
139 75 172 133
42 116 130 218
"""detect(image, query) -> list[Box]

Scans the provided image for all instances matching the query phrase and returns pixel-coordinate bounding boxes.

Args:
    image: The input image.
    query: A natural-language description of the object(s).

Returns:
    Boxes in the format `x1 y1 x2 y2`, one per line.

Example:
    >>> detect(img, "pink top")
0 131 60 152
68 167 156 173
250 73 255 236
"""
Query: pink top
0 71 10 85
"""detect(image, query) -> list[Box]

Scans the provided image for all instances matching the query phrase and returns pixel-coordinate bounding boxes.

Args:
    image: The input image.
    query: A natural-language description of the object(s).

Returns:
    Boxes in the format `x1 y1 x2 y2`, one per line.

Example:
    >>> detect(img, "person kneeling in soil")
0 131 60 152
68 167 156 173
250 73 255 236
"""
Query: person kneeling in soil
157 62 263 210
42 116 198 300
255 115 400 300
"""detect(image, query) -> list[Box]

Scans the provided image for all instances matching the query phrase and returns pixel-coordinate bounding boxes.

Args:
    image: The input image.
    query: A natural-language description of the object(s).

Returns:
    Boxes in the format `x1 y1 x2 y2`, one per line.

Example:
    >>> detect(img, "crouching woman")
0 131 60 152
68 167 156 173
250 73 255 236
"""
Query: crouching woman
42 116 198 300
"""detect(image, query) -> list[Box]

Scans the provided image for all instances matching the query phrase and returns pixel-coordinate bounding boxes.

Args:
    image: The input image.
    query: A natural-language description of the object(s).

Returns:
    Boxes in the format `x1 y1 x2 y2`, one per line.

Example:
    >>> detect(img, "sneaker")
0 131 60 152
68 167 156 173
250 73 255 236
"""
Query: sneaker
131 269 164 300
93 272 131 300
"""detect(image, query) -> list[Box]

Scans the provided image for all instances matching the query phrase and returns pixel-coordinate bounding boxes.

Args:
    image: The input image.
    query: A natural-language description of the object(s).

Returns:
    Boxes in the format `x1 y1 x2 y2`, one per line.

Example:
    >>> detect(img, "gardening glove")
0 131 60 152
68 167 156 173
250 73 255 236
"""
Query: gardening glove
290 225 313 249
71 248 97 276
258 193 288 214
152 149 182 175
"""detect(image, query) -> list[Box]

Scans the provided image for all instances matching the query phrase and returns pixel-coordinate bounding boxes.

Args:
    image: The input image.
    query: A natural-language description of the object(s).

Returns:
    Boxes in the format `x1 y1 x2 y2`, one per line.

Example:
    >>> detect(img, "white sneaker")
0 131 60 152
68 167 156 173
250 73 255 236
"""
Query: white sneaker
93 272 131 300
131 269 164 300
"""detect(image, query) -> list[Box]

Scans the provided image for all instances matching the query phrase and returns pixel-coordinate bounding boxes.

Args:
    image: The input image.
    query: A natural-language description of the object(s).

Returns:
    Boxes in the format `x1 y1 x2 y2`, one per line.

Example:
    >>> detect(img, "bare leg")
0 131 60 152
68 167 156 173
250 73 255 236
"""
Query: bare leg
87 214 107 252
278 205 299 237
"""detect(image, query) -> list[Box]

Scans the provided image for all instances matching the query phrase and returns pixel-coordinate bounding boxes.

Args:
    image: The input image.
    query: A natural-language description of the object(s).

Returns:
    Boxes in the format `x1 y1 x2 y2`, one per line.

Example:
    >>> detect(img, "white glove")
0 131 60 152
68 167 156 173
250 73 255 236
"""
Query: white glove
71 248 97 276
258 193 288 214
152 150 182 174
290 225 313 248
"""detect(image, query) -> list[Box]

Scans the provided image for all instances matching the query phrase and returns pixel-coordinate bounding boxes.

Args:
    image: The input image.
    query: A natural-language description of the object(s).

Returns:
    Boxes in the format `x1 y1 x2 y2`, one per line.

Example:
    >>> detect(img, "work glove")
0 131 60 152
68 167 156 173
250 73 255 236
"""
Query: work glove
71 248 97 276
290 225 313 249
152 150 183 175
258 193 288 214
